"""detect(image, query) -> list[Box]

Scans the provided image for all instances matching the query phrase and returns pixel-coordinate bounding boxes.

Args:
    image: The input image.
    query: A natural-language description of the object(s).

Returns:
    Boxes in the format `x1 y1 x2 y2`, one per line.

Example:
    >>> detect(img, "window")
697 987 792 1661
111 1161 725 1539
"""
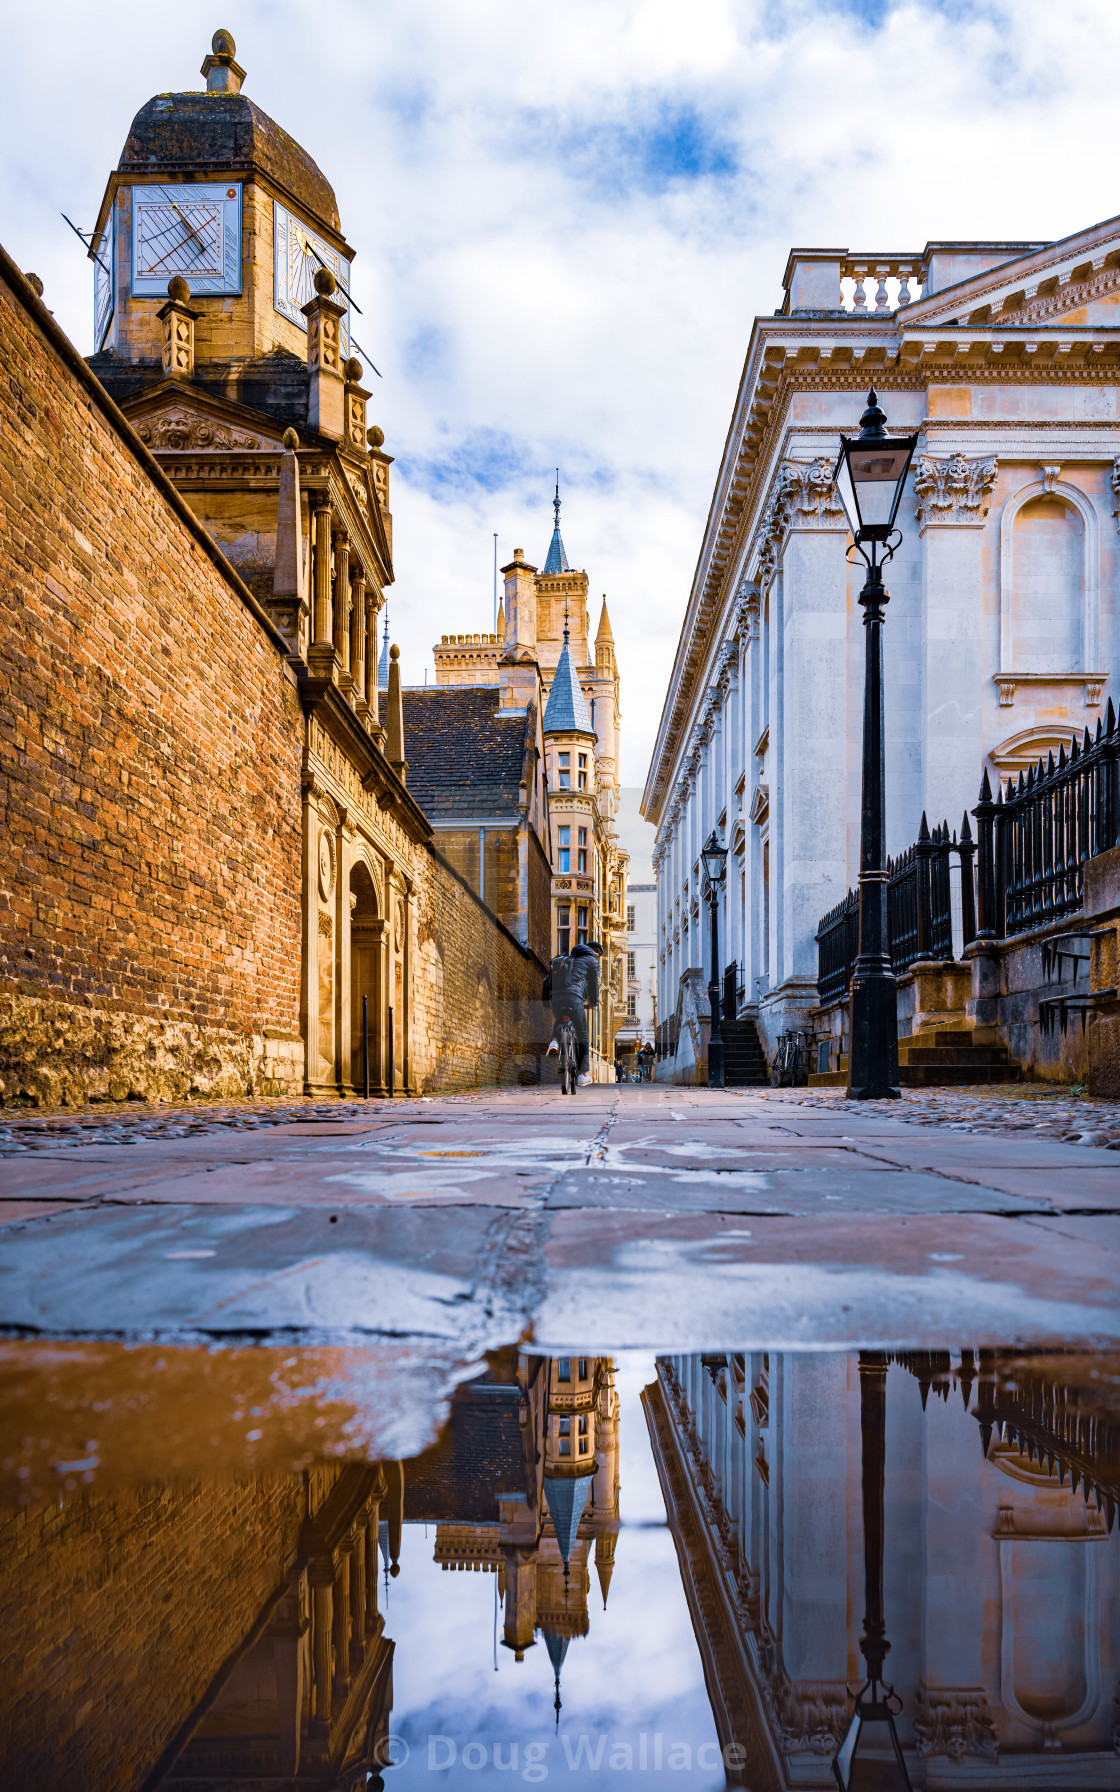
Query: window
557 825 570 873
578 1413 588 1434
559 1416 571 1434
577 905 589 945
578 753 588 791
558 752 570 789
558 1358 571 1382
577 827 587 874
627 951 636 981
558 905 570 955
578 1414 589 1453
627 994 636 1019
627 905 635 932
578 1358 588 1380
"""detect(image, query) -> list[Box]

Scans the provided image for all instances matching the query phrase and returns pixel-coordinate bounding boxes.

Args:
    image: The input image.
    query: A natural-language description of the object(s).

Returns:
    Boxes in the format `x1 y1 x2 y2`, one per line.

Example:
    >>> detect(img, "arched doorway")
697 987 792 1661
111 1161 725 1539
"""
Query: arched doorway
350 862 383 1094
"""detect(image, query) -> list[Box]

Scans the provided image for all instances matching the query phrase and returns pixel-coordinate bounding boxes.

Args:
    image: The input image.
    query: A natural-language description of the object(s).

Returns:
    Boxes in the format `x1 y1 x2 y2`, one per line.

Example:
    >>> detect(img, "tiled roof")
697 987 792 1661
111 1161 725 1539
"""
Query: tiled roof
403 1384 528 1523
543 633 593 735
402 686 532 819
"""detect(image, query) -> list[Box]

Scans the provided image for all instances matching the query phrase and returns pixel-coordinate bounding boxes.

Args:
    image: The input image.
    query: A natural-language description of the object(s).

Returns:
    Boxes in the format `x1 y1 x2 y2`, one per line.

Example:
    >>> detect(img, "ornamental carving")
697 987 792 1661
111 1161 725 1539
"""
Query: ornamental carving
913 1689 999 1761
1110 459 1120 529
753 457 844 589
913 454 997 528
766 1674 849 1755
137 408 262 451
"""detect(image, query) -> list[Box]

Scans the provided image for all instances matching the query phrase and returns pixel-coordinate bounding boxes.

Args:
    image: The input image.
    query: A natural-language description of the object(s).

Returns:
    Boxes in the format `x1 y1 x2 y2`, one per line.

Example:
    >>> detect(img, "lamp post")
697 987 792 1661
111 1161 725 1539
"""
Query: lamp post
832 1353 914 1792
833 389 918 1101
701 832 728 1089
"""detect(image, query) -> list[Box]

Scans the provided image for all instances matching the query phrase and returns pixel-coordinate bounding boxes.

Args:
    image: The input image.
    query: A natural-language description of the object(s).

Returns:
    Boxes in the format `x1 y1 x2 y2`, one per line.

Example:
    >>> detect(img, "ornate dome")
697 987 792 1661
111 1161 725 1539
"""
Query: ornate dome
119 91 341 238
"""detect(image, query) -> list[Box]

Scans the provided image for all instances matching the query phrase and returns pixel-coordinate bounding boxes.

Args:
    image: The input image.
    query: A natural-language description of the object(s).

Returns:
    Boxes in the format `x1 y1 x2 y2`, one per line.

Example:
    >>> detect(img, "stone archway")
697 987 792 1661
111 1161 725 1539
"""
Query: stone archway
350 861 383 1094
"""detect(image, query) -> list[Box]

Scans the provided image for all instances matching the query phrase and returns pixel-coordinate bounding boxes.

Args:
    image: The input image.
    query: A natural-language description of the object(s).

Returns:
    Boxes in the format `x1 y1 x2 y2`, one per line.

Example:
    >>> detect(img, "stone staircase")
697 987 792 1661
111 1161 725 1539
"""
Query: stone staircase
809 1028 1021 1088
721 1017 769 1087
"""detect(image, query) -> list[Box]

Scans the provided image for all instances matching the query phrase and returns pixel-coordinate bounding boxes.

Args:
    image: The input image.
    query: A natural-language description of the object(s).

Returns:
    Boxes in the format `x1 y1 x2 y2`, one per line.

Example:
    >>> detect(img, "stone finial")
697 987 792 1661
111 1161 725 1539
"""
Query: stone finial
367 425 385 449
386 644 408 784
344 358 370 456
201 28 246 93
302 273 347 440
157 276 200 380
272 427 307 650
24 272 43 297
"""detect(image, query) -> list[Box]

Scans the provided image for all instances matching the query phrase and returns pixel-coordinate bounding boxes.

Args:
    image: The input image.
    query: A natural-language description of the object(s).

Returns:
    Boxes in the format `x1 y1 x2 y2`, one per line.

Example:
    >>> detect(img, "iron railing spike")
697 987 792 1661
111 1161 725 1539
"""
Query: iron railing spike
918 811 930 840
1108 694 1116 734
979 767 992 802
1058 742 1067 768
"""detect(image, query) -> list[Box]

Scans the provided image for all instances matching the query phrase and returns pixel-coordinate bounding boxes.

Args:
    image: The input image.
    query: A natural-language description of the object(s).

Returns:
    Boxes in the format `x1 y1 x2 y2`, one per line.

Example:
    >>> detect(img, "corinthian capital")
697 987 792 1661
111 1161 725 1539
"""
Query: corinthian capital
914 454 997 529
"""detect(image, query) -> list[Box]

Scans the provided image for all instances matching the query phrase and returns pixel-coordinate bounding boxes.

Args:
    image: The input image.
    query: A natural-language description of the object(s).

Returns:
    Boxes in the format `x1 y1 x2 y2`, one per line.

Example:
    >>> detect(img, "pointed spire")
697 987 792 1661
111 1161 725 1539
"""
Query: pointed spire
543 1473 594 1571
543 471 570 575
596 596 613 642
543 624 594 734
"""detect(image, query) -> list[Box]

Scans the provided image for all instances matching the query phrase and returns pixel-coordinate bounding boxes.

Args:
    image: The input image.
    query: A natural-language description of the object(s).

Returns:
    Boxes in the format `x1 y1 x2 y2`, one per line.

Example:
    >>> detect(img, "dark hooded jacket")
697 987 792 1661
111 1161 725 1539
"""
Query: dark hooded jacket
542 943 600 1008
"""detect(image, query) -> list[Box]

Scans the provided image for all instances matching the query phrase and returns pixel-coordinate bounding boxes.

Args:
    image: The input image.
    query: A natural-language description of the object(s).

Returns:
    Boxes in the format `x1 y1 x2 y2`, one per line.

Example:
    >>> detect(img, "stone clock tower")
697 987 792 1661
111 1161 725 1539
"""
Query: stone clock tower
83 31 426 1097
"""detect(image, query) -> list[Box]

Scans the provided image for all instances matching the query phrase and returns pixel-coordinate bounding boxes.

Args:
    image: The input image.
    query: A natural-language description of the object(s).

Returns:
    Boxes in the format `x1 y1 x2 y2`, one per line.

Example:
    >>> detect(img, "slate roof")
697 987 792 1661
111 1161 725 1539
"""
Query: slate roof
402 687 533 820
543 487 570 574
378 615 391 692
120 92 341 235
542 633 593 735
544 1472 595 1568
403 1383 528 1523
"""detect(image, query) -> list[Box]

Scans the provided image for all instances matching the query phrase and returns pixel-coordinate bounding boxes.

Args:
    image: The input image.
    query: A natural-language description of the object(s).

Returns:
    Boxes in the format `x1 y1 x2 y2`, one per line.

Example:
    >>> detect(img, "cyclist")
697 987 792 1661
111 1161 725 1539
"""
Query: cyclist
543 940 603 1088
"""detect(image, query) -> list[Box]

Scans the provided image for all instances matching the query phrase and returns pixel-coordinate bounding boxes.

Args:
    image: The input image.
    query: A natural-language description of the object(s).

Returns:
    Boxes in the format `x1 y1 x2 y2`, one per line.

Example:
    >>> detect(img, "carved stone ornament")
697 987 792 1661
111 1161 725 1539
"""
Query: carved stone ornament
1110 459 1120 530
913 454 997 528
136 407 262 451
766 1674 850 1755
913 1688 999 1762
752 457 844 589
318 829 335 902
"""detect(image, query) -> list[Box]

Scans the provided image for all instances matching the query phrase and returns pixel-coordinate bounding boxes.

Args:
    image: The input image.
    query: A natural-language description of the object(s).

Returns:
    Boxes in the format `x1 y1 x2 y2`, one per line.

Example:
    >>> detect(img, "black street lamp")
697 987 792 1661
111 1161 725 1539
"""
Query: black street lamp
832 1353 914 1792
701 832 728 1089
833 389 918 1101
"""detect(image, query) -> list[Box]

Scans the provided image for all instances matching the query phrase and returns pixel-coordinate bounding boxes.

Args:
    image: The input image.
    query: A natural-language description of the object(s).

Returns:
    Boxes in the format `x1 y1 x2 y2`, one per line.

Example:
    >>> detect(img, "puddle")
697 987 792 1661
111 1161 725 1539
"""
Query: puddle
0 1341 1118 1788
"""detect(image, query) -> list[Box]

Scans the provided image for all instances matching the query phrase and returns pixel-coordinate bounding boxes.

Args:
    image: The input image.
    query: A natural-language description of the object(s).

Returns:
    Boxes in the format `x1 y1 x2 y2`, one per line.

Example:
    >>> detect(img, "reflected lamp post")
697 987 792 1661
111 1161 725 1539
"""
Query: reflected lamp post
832 1353 914 1792
701 832 728 1089
833 390 918 1101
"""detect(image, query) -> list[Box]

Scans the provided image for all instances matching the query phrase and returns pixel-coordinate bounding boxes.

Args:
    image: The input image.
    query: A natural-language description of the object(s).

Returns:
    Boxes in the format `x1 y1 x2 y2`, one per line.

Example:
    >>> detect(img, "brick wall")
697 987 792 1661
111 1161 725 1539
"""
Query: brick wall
0 253 305 1104
412 844 547 1091
0 1475 304 1792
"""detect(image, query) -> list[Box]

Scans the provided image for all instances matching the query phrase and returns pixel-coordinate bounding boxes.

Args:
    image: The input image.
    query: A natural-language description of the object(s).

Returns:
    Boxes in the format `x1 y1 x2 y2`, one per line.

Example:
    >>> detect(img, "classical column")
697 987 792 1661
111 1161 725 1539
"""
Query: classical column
310 503 334 669
333 531 351 683
914 454 998 837
350 1524 367 1667
333 1544 353 1694
353 573 368 713
309 1568 334 1725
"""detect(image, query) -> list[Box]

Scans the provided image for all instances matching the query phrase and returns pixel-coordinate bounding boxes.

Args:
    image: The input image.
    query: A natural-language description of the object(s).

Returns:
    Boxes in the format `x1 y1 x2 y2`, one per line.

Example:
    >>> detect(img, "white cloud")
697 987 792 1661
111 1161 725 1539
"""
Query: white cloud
3 0 1118 782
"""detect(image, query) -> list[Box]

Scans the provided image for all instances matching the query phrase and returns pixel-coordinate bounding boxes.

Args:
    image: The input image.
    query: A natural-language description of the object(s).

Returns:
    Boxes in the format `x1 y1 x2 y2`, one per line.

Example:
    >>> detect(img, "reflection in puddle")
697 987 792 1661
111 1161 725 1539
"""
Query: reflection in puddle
0 1347 1117 1787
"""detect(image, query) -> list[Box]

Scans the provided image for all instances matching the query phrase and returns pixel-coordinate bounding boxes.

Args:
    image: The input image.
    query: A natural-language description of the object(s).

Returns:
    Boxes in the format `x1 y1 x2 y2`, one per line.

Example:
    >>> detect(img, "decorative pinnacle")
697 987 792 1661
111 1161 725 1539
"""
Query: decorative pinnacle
858 386 888 439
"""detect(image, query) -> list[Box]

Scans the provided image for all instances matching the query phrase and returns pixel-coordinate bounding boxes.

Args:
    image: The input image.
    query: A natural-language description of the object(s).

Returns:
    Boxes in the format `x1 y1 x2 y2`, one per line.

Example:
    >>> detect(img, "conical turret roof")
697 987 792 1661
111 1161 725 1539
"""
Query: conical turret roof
378 612 391 691
543 623 593 736
543 1471 595 1569
595 598 613 641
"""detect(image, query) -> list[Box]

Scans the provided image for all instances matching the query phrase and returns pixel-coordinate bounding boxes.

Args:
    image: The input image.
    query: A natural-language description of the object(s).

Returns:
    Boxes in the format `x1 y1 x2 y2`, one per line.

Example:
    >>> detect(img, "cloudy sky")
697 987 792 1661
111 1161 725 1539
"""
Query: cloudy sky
3 0 1119 783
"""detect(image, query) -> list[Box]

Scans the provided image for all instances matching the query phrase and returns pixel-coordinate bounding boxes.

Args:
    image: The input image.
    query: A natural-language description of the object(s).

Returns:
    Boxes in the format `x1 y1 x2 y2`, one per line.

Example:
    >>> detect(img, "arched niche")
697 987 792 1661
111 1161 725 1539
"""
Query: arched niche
999 475 1100 675
349 854 384 1093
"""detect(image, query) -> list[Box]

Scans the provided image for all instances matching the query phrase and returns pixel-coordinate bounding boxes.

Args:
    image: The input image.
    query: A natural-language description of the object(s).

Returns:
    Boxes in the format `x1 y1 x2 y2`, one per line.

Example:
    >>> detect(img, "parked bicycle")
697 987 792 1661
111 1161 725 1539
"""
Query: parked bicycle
770 1028 811 1088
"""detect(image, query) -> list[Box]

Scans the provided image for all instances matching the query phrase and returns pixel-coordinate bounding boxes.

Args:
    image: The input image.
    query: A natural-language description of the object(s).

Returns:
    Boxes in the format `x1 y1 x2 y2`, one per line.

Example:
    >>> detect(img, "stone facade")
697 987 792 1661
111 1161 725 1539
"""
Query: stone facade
644 227 1120 1074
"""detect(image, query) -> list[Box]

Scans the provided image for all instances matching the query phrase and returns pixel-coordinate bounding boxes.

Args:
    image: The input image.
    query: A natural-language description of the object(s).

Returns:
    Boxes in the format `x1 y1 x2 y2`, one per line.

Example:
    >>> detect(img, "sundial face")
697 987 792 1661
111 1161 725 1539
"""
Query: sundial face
130 182 242 297
93 209 114 349
273 201 351 358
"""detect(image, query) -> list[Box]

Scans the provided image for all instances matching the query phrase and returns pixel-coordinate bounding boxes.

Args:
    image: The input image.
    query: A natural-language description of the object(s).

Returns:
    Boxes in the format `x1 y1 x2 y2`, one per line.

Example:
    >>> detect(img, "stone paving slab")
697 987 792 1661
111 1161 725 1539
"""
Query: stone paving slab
544 1164 1052 1215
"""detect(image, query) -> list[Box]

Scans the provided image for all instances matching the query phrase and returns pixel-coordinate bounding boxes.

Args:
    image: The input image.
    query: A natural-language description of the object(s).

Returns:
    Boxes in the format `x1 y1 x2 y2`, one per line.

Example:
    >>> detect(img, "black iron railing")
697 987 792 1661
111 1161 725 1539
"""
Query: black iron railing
816 700 1119 999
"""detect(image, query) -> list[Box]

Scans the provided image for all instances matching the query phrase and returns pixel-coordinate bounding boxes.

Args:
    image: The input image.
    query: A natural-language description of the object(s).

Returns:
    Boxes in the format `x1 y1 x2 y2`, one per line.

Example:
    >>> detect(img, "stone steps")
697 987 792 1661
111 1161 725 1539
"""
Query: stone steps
720 1018 769 1087
809 1029 1021 1088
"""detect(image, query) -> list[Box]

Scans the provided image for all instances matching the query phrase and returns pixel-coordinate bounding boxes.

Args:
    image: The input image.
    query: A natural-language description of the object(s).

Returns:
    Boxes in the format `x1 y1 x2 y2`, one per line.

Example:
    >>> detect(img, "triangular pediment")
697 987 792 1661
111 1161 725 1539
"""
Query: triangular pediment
122 381 284 453
906 214 1120 330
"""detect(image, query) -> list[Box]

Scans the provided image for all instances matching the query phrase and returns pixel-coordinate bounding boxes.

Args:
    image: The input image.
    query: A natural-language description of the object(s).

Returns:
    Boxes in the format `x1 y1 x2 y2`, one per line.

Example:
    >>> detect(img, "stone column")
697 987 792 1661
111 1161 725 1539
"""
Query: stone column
350 1524 367 1667
333 531 351 684
777 469 849 995
309 1568 334 1725
914 455 998 839
333 1544 352 1694
353 574 368 715
336 816 352 1092
310 504 334 668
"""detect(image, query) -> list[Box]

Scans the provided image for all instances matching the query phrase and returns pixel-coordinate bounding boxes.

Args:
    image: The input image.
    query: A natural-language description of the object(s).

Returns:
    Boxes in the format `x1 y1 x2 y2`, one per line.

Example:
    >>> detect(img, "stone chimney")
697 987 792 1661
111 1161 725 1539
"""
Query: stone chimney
386 645 408 784
271 428 307 651
157 277 199 380
201 29 245 94
302 268 347 440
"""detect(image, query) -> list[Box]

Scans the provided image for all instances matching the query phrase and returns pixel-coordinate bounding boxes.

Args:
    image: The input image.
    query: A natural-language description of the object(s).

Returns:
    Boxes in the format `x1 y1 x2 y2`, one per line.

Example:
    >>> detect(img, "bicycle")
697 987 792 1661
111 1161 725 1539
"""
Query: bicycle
557 1012 580 1096
770 1029 810 1088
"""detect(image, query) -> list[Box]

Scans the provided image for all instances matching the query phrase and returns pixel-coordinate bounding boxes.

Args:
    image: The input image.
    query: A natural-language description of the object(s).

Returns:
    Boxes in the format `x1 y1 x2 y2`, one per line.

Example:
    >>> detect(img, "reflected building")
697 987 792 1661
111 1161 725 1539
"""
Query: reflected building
404 1350 620 1713
645 1352 1120 1789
